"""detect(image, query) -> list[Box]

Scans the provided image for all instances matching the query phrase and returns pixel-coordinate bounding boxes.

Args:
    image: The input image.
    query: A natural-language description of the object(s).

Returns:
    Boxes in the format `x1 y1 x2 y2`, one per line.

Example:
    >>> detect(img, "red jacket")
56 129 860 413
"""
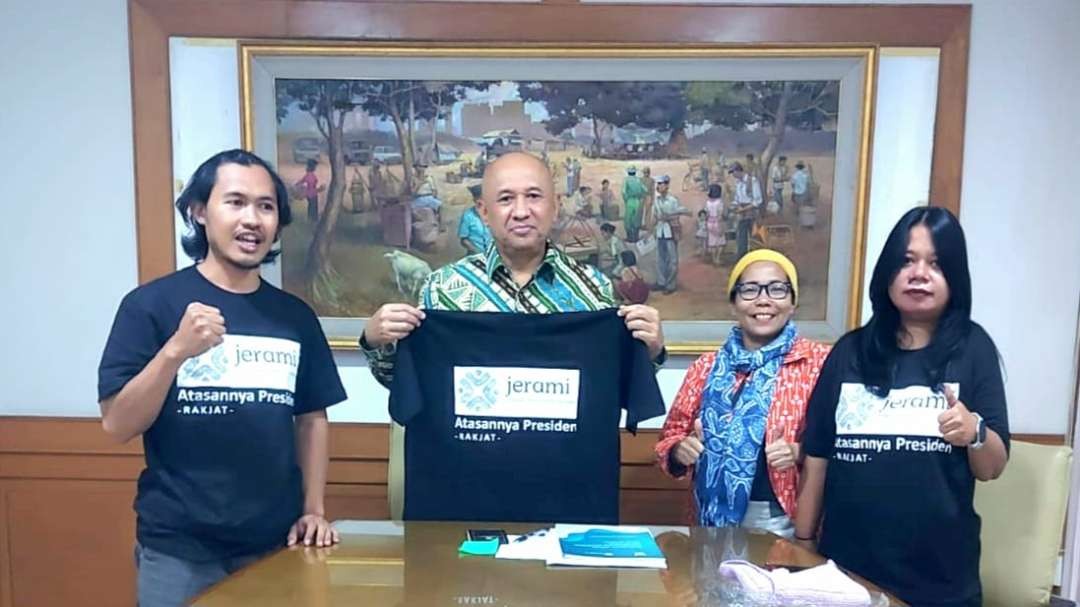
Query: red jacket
655 336 830 523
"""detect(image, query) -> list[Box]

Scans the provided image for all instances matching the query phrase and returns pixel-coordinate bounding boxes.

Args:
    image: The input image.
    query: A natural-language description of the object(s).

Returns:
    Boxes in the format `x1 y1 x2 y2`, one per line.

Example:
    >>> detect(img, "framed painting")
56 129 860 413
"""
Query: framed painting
238 42 876 353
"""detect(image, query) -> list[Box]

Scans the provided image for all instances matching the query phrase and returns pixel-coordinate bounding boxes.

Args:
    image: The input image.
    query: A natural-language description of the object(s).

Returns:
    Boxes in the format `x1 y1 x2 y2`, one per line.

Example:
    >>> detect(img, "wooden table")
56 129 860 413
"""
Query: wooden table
192 520 905 606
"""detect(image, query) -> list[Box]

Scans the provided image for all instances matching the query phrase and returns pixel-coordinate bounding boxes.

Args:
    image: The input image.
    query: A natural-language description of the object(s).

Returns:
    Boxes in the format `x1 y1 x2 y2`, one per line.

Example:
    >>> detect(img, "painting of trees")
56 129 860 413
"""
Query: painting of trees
422 81 489 164
518 82 689 156
273 74 843 322
277 79 492 312
354 80 432 194
355 80 491 191
277 79 365 309
685 80 839 187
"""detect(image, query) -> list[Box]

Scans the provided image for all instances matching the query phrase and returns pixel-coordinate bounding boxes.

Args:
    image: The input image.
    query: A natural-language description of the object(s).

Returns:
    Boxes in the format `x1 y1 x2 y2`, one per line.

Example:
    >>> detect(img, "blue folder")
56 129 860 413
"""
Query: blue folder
558 529 663 559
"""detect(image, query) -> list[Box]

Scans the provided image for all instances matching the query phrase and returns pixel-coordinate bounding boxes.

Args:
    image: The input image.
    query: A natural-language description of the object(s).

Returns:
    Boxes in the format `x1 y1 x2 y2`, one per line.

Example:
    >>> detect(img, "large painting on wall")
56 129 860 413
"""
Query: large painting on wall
240 44 875 350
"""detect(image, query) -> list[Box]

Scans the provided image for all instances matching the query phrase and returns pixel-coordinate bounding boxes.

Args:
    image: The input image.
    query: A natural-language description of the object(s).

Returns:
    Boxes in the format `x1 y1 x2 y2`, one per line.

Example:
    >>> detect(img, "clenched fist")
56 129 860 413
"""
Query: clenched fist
672 418 706 468
166 302 226 360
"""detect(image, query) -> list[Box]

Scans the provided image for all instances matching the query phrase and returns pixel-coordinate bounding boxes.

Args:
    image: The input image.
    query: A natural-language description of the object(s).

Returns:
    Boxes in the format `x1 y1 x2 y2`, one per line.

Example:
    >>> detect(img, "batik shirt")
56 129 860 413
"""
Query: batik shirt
361 242 621 387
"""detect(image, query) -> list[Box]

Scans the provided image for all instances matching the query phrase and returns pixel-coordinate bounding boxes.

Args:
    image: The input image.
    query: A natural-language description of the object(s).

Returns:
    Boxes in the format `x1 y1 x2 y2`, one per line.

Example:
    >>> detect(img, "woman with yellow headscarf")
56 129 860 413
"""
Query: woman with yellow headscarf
655 249 830 534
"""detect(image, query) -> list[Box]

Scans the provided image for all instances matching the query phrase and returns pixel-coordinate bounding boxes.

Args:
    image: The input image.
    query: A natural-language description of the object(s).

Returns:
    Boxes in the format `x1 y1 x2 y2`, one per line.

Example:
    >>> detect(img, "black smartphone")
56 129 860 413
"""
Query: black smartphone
467 529 509 544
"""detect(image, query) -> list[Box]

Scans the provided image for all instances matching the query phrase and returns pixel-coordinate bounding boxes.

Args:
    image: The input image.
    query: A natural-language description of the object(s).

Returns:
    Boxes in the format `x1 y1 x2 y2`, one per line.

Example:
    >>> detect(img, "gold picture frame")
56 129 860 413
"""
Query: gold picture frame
236 41 877 354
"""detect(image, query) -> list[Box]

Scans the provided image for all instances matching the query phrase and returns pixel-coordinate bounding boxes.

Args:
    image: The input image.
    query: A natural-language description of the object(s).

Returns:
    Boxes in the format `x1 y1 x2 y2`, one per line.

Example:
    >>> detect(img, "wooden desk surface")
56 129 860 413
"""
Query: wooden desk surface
192 521 904 606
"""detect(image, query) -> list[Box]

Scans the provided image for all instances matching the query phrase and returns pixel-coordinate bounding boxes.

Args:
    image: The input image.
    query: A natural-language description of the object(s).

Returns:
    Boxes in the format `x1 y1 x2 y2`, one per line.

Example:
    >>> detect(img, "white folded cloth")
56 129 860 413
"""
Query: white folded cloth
717 559 872 607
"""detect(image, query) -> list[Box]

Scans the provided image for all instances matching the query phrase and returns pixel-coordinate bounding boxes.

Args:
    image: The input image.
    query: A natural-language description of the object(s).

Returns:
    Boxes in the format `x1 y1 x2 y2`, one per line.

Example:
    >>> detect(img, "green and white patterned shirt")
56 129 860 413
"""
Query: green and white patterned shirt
361 243 619 387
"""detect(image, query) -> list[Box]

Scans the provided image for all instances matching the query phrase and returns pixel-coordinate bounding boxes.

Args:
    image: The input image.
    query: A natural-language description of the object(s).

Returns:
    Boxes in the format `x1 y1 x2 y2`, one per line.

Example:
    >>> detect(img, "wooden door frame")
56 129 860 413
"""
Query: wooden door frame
128 0 971 283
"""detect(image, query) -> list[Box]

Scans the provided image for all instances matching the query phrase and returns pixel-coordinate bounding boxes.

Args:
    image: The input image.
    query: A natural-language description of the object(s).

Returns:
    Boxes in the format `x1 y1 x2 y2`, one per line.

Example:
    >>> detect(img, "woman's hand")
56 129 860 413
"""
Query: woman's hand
672 419 706 467
765 422 800 471
937 386 978 447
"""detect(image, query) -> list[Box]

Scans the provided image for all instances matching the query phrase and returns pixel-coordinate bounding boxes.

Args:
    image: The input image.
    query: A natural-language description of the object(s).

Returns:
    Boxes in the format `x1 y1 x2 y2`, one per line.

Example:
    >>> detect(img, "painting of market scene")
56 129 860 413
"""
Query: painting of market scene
273 78 839 321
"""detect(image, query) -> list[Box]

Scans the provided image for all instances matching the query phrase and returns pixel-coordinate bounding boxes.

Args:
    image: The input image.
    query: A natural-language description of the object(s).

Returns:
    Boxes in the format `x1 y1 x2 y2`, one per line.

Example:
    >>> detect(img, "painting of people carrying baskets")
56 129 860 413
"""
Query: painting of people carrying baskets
240 44 875 348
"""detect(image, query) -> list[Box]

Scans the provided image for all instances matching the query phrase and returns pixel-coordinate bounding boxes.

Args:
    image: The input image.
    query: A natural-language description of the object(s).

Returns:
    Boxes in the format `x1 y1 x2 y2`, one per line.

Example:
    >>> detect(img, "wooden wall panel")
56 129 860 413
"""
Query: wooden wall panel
3 480 137 607
128 0 174 285
1 417 1062 607
621 489 687 525
931 11 972 212
0 419 391 607
0 418 708 606
0 488 10 607
326 484 390 521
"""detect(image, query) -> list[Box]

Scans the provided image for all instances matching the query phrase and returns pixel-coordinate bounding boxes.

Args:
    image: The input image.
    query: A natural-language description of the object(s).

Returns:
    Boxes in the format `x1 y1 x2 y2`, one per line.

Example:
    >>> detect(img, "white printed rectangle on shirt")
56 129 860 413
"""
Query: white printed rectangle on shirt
836 383 959 438
176 335 300 392
454 366 580 419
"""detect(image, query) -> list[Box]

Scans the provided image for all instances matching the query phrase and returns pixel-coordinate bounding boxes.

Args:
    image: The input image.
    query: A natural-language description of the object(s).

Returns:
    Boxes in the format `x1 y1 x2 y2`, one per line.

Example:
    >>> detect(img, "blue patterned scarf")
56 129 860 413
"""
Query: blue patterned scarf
695 321 797 526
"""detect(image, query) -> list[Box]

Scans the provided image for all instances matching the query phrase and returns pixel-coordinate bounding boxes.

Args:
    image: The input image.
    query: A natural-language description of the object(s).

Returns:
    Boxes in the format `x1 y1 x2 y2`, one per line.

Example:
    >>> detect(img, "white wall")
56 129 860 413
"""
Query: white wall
959 0 1080 433
862 50 939 323
4 0 1079 436
0 0 137 415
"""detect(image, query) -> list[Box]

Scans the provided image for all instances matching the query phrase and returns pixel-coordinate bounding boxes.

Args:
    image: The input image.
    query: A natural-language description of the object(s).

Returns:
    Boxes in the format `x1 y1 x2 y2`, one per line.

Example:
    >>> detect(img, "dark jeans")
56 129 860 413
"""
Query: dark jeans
656 237 679 291
135 542 271 607
736 218 754 257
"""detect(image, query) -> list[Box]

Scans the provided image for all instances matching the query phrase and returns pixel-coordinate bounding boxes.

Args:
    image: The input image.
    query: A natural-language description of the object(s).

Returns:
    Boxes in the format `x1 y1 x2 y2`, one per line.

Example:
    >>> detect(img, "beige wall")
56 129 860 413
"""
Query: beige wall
1 0 1078 437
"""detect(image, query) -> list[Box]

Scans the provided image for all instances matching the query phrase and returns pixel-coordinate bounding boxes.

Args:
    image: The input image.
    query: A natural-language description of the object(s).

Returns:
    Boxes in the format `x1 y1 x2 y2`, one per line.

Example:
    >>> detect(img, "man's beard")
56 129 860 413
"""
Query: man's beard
227 257 262 271
208 240 265 271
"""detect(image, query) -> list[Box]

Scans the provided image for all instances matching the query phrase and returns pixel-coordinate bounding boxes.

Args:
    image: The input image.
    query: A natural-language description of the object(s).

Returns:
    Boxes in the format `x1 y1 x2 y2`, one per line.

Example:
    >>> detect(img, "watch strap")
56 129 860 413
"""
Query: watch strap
970 412 986 449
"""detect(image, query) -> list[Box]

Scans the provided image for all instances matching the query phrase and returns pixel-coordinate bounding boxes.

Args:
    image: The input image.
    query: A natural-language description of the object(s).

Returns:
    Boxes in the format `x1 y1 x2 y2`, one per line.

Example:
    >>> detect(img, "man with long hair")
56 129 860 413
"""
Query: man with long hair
97 149 346 607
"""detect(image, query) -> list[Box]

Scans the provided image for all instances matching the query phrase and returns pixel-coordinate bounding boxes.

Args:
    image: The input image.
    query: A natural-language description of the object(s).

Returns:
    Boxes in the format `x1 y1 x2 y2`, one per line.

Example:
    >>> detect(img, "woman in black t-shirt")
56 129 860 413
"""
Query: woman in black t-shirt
795 207 1010 607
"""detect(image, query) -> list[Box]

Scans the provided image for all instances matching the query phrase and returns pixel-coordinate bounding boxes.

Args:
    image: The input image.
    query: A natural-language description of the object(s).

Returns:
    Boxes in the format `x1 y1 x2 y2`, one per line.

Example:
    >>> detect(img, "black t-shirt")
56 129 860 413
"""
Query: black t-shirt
802 323 1010 605
97 265 347 561
749 444 780 505
389 309 665 524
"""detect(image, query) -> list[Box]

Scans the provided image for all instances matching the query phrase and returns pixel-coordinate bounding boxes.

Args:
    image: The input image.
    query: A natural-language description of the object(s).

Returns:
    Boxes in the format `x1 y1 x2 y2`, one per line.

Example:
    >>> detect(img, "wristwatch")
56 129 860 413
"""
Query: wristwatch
969 412 986 450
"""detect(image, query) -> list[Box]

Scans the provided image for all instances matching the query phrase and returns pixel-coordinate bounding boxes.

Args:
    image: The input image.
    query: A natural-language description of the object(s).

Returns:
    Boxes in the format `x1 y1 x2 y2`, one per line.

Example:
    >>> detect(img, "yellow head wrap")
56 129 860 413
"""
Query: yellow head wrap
727 249 799 302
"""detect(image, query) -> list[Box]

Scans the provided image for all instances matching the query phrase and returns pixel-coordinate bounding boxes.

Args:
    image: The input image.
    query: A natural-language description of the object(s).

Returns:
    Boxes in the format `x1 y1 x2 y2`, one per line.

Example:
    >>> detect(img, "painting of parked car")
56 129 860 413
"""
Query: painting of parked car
291 137 322 164
372 145 403 165
428 144 462 164
344 139 371 165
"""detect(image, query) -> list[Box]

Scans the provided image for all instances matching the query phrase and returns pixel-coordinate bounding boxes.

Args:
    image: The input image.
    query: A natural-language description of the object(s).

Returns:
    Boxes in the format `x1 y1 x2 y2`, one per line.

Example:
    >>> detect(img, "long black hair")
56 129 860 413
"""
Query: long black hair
175 149 292 263
858 206 973 395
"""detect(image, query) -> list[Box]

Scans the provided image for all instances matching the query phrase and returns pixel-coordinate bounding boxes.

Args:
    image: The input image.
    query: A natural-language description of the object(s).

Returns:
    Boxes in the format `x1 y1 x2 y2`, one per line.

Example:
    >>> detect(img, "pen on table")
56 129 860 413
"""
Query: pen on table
513 528 551 543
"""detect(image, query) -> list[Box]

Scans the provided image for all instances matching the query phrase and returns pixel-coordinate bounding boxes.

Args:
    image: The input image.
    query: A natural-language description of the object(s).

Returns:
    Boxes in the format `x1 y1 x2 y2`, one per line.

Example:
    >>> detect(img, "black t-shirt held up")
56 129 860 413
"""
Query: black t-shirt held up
390 309 665 524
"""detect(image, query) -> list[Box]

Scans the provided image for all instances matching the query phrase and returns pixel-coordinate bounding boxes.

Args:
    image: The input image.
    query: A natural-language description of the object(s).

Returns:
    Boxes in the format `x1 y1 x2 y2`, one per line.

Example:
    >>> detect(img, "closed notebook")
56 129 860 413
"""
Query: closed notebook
548 524 667 569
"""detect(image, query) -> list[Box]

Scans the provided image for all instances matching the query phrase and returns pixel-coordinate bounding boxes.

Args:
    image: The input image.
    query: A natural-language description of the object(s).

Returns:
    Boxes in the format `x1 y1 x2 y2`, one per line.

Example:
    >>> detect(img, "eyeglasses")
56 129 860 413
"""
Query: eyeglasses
734 281 792 301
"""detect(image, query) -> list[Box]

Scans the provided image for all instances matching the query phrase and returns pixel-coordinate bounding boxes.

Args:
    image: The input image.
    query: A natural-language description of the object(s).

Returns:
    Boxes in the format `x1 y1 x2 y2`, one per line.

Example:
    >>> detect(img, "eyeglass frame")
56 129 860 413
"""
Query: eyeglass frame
731 280 794 302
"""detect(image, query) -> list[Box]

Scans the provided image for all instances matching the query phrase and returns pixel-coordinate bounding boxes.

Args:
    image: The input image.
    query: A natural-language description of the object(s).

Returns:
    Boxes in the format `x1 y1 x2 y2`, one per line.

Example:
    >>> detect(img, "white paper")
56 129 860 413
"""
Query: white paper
495 529 561 561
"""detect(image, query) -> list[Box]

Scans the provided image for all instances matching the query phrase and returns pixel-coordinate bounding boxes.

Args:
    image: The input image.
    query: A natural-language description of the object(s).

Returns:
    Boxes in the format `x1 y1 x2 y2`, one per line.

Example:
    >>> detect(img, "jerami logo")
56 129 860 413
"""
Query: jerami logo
454 367 580 420
457 369 499 413
505 376 573 397
233 343 298 368
178 335 300 393
836 383 959 438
